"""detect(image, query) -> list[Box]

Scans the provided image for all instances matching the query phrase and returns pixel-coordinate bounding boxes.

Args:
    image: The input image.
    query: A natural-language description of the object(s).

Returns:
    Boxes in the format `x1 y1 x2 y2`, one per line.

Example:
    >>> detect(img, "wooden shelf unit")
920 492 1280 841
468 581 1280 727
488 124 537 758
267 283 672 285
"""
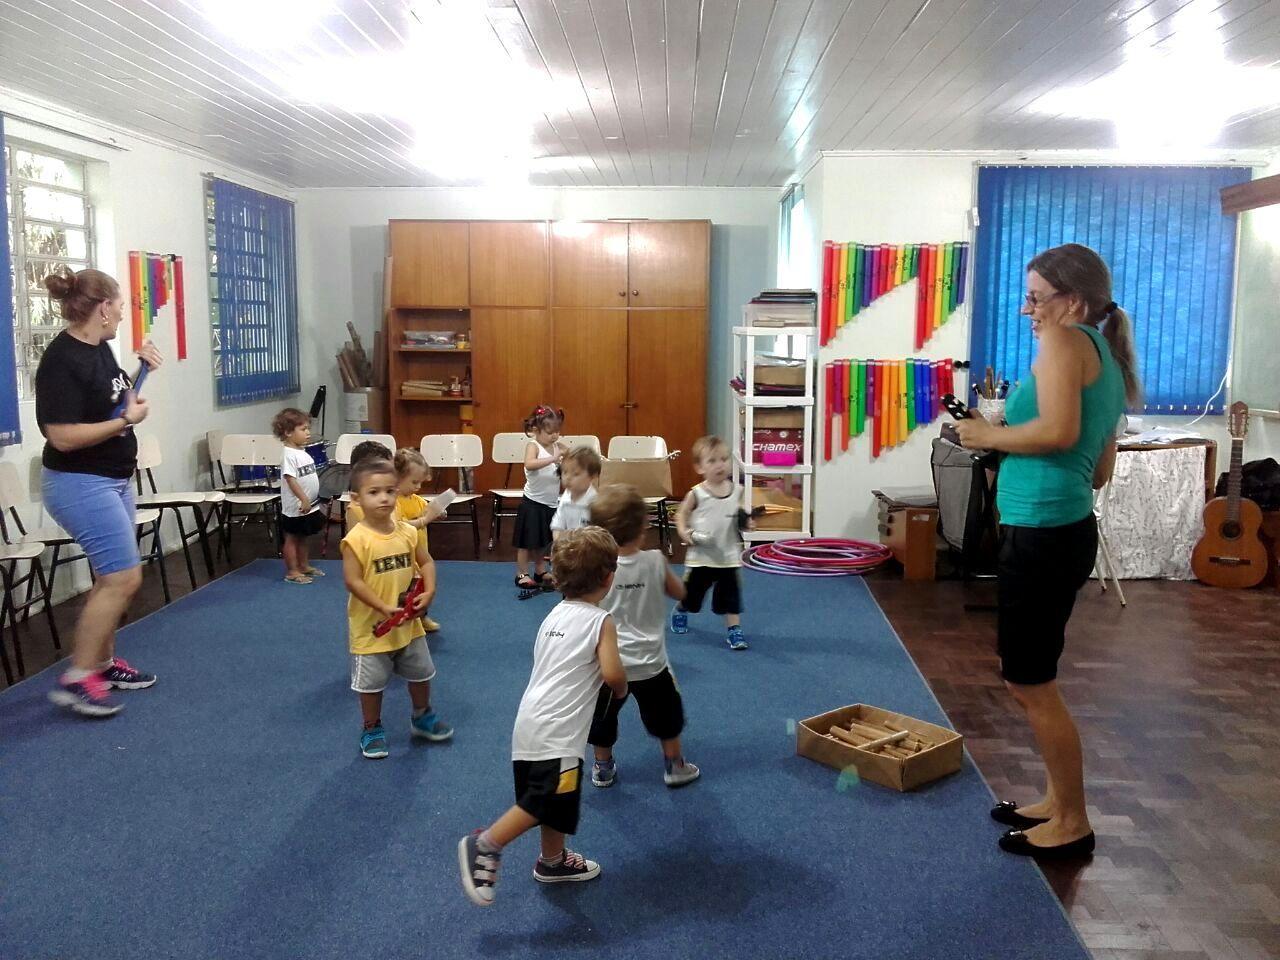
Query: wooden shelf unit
386 219 709 493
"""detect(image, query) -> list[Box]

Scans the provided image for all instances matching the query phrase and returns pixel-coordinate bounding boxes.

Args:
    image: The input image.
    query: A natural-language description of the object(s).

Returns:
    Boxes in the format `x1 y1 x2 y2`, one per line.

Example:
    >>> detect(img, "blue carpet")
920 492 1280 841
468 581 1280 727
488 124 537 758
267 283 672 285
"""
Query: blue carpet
0 560 1087 960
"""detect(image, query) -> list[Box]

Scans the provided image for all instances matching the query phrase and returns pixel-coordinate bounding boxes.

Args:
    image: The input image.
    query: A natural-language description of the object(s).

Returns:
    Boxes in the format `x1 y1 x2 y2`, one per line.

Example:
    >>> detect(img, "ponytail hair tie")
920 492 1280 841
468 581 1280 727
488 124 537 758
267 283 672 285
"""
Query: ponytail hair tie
1103 301 1117 316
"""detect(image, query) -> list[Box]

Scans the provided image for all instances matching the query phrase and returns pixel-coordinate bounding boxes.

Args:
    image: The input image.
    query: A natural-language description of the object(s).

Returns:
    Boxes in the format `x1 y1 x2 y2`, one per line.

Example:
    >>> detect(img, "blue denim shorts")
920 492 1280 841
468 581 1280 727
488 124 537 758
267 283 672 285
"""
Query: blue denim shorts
41 468 141 576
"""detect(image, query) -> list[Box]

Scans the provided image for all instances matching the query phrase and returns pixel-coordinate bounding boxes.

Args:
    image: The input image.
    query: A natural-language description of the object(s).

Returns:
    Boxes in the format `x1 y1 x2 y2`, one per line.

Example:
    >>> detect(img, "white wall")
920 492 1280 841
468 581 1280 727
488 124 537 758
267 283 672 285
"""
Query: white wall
809 152 1280 540
1 89 297 600
294 187 779 442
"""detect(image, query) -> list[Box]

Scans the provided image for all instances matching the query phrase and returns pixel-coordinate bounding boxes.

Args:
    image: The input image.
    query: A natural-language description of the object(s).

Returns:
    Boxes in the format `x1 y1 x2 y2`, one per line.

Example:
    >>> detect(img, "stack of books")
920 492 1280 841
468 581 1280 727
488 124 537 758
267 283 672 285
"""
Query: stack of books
401 379 447 398
744 289 818 328
750 289 817 304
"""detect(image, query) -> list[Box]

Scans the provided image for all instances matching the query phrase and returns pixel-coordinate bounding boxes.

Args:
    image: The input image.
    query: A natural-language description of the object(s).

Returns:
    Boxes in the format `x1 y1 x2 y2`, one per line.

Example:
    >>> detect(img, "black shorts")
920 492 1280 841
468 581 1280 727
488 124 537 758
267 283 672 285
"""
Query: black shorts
997 515 1098 686
512 497 555 551
512 758 583 835
280 510 326 538
588 668 685 748
681 567 742 616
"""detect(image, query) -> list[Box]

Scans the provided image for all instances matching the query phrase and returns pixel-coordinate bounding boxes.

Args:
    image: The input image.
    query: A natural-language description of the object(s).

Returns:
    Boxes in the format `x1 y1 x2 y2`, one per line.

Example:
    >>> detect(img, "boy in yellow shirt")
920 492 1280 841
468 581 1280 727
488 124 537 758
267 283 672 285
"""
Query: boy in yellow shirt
346 447 444 632
341 456 452 759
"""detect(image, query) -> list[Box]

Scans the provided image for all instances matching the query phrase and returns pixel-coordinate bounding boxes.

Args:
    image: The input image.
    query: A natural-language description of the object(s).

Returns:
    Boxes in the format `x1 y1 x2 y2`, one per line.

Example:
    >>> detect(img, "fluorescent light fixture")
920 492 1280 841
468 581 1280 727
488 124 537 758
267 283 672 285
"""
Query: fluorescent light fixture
264 0 570 183
199 0 334 50
1031 6 1280 149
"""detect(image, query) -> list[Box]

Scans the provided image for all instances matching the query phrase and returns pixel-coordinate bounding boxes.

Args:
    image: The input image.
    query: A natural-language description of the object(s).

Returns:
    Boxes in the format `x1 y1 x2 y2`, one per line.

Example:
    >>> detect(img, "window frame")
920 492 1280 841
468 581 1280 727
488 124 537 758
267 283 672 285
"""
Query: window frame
3 139 95 400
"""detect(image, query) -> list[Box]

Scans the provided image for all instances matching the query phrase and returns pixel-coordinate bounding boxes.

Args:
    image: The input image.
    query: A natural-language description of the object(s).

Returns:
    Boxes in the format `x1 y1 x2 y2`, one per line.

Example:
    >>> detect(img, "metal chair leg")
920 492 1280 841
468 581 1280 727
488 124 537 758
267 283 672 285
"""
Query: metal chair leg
143 520 171 605
1 580 16 684
172 509 199 590
471 500 480 559
194 504 217 578
488 494 499 551
32 556 60 652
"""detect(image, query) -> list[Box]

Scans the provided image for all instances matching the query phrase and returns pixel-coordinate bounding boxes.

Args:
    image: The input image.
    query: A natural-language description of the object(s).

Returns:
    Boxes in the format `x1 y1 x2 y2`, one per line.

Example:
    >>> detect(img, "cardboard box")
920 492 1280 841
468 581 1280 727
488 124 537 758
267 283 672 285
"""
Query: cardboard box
745 486 804 531
796 703 963 792
743 427 805 465
752 356 807 387
599 457 673 499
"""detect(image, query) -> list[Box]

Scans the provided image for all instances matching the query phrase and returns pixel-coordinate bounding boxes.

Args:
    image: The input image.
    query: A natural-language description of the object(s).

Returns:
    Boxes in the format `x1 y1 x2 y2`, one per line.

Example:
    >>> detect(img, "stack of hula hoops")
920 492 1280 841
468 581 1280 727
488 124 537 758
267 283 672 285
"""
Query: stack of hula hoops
741 538 892 577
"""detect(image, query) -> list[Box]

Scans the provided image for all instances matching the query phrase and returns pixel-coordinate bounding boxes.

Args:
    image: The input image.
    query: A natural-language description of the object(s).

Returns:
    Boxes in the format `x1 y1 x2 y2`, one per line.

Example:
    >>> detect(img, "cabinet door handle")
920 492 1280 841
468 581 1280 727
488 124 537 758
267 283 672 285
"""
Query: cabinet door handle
620 402 637 409
618 290 626 297
631 289 639 296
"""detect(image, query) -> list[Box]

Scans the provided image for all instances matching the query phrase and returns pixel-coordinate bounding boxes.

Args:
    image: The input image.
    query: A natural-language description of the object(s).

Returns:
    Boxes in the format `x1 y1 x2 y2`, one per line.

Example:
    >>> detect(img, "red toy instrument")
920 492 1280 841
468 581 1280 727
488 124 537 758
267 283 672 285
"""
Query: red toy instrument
373 575 424 638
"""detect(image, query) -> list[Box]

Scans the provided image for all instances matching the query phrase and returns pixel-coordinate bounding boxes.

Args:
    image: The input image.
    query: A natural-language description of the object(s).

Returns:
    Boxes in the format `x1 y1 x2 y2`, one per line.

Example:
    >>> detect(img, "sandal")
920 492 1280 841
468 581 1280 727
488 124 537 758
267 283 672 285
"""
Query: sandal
284 574 313 585
515 574 538 590
538 571 557 592
301 567 325 578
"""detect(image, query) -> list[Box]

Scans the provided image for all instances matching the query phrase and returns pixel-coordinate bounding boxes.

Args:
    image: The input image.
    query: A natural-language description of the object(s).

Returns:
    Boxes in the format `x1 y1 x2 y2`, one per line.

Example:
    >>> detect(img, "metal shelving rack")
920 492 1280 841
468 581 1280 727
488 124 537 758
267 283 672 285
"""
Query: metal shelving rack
731 305 817 542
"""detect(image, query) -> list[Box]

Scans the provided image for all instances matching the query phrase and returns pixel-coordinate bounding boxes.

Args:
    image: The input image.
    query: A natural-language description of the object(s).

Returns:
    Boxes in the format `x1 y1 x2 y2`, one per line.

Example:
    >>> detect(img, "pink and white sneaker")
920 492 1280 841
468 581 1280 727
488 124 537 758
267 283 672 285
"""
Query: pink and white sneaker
101 657 157 690
48 672 122 718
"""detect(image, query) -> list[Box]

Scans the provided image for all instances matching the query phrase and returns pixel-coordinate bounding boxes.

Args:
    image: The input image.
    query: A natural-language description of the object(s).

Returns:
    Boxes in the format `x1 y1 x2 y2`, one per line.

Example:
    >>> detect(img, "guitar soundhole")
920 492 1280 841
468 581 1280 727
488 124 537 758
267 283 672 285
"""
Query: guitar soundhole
1221 521 1242 540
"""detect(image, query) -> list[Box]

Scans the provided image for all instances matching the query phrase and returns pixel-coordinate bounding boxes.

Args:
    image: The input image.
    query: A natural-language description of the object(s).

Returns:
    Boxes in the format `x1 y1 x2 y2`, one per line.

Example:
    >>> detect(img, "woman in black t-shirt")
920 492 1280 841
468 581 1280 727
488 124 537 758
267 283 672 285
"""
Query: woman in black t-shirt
36 267 162 718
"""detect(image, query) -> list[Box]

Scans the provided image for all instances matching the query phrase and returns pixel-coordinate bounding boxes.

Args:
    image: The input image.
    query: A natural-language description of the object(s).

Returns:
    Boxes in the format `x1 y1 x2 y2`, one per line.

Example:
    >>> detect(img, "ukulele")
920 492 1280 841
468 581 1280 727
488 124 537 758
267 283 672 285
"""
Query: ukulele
1191 402 1268 589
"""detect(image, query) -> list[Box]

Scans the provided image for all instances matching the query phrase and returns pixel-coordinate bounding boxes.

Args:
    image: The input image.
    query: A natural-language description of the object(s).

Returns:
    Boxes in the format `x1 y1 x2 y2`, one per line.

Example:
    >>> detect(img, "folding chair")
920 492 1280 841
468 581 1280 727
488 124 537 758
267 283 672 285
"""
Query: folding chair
0 461 164 605
606 436 675 554
324 433 397 552
135 434 221 588
488 432 529 551
421 434 483 559
1 541 57 683
1092 481 1127 607
560 435 602 455
214 435 282 560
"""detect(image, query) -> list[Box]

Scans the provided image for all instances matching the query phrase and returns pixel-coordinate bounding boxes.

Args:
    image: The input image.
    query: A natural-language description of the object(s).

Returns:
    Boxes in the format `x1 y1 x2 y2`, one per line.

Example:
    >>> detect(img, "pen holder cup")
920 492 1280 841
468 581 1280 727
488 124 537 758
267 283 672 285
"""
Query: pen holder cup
977 398 1006 424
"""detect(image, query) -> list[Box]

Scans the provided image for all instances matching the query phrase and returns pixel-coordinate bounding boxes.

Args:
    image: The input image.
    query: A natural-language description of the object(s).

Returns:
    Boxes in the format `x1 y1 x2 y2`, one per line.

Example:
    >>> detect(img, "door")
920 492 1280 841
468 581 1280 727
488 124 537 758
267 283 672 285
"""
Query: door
389 221 469 307
626 221 709 308
550 309 628 446
551 221 628 308
470 221 549 307
626 309 707 496
470 308 551 491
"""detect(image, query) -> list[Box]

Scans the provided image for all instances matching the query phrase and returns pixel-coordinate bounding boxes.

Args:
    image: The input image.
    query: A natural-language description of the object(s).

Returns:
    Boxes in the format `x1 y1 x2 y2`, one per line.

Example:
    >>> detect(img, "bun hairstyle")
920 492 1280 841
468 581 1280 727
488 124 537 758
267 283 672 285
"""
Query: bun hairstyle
43 267 120 327
1026 243 1141 408
523 403 565 435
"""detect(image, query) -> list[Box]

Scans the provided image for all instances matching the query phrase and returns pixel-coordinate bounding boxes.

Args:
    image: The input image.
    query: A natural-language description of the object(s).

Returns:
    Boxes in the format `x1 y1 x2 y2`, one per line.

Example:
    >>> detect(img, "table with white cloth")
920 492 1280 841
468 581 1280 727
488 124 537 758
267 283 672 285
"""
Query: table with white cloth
1094 440 1216 580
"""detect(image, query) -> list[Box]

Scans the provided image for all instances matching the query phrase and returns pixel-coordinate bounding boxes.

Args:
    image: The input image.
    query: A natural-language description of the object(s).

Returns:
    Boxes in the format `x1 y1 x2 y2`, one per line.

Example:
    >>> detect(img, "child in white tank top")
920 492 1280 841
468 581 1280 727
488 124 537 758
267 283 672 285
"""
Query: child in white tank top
585 484 701 789
674 436 751 650
513 404 569 592
459 527 628 908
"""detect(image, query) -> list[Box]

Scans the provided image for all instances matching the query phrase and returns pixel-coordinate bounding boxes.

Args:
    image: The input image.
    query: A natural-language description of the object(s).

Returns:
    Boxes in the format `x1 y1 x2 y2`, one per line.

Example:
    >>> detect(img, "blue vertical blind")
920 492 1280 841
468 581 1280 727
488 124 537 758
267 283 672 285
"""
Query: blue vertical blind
208 177 299 406
0 116 21 444
971 166 1250 413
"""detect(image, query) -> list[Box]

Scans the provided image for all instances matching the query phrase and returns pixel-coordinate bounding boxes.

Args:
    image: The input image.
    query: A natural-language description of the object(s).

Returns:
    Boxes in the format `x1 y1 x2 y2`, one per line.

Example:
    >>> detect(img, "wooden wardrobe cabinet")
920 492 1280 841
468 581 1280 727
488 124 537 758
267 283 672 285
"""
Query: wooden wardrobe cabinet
385 218 709 498
388 221 469 307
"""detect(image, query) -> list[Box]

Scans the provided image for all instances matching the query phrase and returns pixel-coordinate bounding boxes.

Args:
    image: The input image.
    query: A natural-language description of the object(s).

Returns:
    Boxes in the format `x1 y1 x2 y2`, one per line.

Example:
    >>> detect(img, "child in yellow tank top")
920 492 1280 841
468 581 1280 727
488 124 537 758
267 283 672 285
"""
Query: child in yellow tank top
346 447 443 631
341 456 451 759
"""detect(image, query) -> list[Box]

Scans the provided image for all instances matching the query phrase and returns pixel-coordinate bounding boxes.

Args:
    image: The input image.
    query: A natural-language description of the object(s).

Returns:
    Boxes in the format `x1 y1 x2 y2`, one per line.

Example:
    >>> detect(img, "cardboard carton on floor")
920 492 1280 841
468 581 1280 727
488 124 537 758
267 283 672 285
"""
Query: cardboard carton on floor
599 457 673 499
796 703 963 791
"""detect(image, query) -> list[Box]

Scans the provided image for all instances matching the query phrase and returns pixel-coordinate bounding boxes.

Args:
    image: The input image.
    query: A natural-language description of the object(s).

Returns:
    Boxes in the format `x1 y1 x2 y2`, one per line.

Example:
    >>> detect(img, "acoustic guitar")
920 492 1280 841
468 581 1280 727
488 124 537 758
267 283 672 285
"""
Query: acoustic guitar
1191 402 1268 588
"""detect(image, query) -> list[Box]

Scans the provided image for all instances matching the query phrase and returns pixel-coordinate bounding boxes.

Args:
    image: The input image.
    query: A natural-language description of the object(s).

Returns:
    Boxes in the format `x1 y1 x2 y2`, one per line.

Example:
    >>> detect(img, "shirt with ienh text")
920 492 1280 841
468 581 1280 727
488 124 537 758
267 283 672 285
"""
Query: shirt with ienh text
341 520 423 655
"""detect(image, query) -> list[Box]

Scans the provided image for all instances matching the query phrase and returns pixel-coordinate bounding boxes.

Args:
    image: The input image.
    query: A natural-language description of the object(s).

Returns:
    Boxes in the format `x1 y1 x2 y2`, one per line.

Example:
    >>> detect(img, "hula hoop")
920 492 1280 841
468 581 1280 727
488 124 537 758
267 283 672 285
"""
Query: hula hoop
742 538 892 577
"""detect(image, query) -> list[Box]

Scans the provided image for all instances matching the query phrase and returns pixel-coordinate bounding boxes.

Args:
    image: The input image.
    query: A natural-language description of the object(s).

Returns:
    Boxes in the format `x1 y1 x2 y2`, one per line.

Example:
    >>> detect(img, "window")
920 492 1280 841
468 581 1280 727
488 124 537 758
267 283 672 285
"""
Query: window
3 139 94 400
970 165 1250 413
206 176 299 406
778 184 807 288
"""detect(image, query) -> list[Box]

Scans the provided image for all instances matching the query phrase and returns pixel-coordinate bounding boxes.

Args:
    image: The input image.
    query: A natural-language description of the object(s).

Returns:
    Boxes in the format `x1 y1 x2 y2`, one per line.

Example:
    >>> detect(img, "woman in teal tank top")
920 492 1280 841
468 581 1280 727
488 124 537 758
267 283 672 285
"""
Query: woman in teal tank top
955 244 1138 861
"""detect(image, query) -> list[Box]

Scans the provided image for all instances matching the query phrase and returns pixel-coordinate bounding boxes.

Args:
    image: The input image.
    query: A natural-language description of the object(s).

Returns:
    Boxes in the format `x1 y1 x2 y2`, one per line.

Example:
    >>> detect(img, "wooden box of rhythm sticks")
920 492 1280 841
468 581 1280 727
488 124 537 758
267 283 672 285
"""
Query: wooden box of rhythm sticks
796 703 963 791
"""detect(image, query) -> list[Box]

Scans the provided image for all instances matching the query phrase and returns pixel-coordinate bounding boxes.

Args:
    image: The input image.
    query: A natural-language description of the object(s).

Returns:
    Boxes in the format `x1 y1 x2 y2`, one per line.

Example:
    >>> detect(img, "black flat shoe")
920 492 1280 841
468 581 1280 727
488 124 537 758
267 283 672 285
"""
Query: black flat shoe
998 829 1095 860
991 800 1050 830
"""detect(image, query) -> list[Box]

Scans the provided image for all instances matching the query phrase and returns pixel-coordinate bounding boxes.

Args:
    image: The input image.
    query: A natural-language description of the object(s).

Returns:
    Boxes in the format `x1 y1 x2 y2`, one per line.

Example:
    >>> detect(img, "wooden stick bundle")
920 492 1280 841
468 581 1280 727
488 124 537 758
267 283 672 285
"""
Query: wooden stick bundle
828 725 913 759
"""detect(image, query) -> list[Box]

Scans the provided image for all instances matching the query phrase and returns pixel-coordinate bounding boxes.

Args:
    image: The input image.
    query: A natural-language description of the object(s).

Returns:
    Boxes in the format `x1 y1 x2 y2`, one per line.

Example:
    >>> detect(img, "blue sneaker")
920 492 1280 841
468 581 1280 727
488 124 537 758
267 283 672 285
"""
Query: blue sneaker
361 725 389 759
671 608 689 634
411 711 454 742
48 673 121 718
726 626 749 651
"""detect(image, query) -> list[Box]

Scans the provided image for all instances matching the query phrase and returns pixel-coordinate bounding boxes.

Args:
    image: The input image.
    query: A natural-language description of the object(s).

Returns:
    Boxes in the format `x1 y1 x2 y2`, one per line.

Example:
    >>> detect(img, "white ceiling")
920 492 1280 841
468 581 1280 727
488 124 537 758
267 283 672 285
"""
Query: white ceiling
1 0 1278 189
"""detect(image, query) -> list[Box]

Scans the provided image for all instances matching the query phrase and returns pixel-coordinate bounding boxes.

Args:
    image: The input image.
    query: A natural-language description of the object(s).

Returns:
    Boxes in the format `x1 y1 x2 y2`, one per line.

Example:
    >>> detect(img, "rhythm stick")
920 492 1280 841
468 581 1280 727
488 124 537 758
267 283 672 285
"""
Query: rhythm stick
820 241 833 344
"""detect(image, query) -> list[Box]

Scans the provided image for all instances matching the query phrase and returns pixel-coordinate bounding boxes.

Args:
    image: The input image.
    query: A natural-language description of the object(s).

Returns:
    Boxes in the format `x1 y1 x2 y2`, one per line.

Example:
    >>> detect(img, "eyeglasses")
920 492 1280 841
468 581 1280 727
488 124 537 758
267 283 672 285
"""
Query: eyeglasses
1023 291 1064 309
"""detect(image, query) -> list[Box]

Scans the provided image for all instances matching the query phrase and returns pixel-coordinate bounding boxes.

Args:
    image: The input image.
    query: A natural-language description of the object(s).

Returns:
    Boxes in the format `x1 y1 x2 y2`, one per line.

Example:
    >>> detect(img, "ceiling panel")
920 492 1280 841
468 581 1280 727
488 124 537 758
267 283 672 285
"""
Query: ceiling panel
0 0 1275 189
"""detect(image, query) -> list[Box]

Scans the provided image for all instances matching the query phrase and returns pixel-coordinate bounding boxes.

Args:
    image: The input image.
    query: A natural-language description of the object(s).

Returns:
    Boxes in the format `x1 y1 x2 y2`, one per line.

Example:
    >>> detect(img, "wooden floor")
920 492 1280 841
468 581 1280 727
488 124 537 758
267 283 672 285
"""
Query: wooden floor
870 574 1280 960
5 506 1278 960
